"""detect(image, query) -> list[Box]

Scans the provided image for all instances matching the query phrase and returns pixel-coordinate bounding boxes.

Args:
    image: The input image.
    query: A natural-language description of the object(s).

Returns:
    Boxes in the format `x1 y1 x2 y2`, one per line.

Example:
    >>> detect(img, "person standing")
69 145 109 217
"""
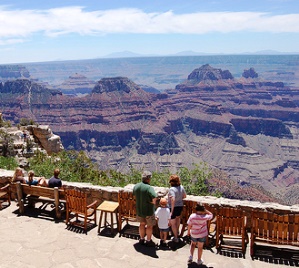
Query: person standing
48 168 62 188
133 170 157 247
168 174 186 243
155 198 171 248
187 203 213 265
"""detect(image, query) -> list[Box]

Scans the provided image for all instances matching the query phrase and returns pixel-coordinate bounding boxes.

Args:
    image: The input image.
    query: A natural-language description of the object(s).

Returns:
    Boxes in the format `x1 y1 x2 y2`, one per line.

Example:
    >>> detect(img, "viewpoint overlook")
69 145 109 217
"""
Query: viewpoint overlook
0 60 299 205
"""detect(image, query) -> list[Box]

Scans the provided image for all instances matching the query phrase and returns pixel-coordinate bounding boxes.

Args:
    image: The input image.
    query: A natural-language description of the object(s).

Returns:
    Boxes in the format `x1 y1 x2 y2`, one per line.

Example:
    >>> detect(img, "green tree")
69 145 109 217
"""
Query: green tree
179 163 212 196
0 130 15 157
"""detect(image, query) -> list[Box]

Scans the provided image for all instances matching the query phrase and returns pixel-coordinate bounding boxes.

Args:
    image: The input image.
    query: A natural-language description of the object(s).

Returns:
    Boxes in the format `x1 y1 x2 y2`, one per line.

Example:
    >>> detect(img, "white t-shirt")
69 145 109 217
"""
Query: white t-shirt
155 207 171 229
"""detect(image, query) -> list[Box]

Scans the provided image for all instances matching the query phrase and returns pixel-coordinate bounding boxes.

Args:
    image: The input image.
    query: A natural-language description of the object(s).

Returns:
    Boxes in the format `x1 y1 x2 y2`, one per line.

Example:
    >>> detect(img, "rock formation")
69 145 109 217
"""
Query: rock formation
57 73 96 95
0 65 30 81
29 125 64 154
0 64 299 204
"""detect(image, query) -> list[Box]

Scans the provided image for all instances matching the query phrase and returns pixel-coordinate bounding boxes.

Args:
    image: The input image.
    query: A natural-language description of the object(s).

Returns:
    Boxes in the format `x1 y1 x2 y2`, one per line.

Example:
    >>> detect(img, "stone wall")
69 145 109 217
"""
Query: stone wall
1 170 299 229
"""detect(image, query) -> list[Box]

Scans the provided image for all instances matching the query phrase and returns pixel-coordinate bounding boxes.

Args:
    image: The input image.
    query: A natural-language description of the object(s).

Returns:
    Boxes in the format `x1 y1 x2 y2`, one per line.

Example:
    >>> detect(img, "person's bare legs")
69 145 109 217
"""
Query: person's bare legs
139 222 146 239
170 218 178 239
146 225 153 241
175 216 181 237
160 230 164 241
38 177 48 187
162 231 168 241
197 241 204 262
190 241 196 258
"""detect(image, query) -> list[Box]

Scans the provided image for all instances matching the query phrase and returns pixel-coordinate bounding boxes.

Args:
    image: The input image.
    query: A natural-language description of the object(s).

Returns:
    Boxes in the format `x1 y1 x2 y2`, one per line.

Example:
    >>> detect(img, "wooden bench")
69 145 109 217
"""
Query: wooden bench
251 210 299 259
216 206 248 257
180 200 218 247
118 190 139 238
12 182 66 219
65 187 97 232
0 184 11 209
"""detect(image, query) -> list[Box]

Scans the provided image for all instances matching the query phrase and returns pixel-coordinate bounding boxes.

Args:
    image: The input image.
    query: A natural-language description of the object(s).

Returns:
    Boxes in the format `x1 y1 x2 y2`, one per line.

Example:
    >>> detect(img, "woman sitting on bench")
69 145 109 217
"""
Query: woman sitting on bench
25 170 48 187
12 167 26 183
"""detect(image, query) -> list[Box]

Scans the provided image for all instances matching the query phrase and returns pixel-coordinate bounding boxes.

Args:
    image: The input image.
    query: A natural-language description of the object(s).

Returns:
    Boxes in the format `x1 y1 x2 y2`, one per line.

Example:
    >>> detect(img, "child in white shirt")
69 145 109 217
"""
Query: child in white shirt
155 198 171 247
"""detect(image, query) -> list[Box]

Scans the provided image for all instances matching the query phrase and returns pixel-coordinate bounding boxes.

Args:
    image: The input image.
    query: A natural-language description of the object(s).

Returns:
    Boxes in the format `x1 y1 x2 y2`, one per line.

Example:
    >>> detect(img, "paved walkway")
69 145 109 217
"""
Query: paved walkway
0 202 295 268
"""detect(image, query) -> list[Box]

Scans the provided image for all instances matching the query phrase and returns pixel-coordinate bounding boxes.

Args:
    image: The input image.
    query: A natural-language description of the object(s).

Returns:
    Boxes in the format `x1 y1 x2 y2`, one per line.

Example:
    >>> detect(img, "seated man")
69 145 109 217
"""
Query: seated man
48 168 62 188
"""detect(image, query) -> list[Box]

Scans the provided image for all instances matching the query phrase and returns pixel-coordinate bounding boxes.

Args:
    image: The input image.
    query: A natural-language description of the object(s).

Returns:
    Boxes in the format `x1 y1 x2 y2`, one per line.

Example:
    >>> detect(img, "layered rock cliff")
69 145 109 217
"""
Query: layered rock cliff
0 64 299 204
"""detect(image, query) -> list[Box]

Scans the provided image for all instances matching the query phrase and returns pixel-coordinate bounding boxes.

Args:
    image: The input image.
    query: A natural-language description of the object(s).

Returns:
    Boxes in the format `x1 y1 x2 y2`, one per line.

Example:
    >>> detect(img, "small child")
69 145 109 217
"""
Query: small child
187 203 213 265
155 198 171 247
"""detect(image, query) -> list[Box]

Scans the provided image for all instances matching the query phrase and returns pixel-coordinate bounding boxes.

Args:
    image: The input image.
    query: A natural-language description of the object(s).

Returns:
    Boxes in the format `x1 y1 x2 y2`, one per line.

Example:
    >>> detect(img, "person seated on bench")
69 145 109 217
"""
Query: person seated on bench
12 167 26 183
25 170 48 187
48 168 62 188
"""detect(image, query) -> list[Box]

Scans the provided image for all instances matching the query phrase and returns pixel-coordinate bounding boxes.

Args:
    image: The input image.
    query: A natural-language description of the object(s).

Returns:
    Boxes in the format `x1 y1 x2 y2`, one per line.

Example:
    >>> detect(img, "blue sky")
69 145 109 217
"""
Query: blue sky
0 0 299 64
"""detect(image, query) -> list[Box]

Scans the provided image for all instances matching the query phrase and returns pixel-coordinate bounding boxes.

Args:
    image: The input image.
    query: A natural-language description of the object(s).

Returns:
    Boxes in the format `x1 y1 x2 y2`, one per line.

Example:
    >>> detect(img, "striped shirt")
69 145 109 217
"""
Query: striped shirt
187 212 213 238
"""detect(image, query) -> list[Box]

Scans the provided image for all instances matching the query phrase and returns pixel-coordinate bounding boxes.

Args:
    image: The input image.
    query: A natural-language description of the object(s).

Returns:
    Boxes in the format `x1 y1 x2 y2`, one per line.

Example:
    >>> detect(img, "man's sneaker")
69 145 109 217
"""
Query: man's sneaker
139 238 145 245
197 259 203 265
145 240 156 247
187 256 193 264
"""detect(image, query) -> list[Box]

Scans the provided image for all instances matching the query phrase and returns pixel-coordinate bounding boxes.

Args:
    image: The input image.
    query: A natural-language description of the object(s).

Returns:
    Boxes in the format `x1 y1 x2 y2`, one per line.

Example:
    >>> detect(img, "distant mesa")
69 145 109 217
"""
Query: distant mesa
176 64 235 91
103 51 143 58
242 67 258 79
140 85 161 94
92 77 142 94
57 73 96 96
187 64 234 82
0 65 30 81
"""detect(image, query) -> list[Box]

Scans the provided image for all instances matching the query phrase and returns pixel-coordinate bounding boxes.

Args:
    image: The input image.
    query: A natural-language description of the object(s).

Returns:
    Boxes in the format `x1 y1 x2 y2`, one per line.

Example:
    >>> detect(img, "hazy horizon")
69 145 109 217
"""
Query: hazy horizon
0 0 299 64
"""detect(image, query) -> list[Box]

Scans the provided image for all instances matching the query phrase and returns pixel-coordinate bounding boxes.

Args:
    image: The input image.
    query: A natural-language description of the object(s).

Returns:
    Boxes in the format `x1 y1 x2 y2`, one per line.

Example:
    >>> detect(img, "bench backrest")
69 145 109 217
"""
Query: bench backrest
65 188 87 214
217 206 247 237
251 211 299 245
118 190 137 220
10 182 65 199
22 184 64 199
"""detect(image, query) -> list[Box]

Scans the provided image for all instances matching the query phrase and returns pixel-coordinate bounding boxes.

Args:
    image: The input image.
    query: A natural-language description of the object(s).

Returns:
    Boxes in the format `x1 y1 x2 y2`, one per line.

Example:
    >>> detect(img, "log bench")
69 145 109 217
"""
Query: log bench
11 182 66 219
251 210 299 260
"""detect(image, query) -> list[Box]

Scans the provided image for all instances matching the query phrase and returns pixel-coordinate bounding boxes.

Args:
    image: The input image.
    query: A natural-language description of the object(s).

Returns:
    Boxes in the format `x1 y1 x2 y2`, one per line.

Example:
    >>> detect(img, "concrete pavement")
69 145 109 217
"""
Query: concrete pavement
0 202 295 268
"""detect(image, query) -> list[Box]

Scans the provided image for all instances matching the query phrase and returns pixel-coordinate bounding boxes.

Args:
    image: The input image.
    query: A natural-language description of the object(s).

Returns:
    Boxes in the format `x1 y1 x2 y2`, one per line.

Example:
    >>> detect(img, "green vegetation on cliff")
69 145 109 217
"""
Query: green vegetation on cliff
28 150 212 195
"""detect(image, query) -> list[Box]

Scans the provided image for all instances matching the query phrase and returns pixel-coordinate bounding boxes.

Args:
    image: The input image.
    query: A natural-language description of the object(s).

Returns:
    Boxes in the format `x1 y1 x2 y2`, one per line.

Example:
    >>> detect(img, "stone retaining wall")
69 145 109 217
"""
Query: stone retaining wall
1 170 299 229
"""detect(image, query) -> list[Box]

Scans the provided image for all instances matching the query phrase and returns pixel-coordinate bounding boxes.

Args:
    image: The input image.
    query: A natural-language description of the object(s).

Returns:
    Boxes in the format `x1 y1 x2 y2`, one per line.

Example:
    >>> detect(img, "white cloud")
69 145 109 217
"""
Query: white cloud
0 38 24 45
0 6 298 42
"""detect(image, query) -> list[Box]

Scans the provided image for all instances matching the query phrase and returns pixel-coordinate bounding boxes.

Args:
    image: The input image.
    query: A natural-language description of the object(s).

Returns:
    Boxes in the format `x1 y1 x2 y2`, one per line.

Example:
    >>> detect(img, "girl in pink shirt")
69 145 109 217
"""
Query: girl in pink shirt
187 203 213 265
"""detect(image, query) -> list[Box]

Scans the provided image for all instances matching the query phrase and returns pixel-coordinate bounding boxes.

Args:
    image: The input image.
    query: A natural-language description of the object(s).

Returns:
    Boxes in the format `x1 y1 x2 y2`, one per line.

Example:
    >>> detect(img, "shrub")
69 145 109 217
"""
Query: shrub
19 118 36 126
0 156 18 170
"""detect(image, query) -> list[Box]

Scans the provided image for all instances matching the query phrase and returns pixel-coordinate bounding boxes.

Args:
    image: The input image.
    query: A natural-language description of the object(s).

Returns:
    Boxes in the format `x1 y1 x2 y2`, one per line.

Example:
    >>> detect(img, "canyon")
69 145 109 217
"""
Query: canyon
0 63 299 205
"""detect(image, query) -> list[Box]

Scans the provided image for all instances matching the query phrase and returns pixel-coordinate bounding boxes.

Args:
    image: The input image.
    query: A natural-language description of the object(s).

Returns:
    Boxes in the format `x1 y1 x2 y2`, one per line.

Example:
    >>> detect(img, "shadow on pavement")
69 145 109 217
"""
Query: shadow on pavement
252 244 299 267
133 242 159 259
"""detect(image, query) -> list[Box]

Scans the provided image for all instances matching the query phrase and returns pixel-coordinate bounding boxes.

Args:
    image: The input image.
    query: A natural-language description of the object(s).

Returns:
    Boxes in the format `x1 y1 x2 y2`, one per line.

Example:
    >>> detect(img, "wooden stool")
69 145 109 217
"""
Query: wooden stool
97 201 119 236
